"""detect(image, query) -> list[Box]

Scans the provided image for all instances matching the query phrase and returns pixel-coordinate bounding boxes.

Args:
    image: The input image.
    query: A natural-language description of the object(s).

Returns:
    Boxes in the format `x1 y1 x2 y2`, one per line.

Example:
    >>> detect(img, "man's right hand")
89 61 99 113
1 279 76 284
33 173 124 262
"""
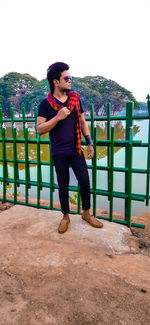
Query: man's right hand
57 107 70 121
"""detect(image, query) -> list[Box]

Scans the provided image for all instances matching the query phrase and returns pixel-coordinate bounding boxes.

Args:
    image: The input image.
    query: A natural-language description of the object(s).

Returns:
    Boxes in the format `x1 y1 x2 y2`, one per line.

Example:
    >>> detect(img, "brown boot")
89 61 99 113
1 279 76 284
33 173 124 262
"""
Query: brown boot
58 218 70 233
82 215 103 228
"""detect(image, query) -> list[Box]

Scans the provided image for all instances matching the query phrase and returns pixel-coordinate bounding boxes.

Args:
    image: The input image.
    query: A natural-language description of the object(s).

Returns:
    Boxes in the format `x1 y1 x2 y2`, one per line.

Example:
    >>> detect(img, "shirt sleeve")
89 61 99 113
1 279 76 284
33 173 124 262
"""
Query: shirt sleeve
38 99 49 119
79 98 84 114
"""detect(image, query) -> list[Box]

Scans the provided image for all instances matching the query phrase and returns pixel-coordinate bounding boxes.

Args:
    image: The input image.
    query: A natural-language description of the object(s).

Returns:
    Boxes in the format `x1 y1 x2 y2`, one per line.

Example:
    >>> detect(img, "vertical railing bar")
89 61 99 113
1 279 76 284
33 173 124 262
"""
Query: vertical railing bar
2 126 6 202
90 99 95 215
13 124 17 204
0 105 3 130
50 142 54 209
125 102 133 222
92 125 97 217
107 99 111 202
109 127 114 222
10 104 14 128
10 106 15 203
146 95 150 205
37 133 41 208
0 106 3 199
90 99 94 140
22 103 26 137
77 183 81 214
35 103 41 208
34 102 38 137
25 126 29 205
127 126 133 227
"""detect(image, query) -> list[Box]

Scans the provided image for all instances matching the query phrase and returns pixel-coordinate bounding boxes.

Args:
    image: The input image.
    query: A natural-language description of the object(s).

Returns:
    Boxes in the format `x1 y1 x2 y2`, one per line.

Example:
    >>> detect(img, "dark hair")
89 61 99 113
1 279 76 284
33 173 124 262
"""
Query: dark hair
47 62 69 94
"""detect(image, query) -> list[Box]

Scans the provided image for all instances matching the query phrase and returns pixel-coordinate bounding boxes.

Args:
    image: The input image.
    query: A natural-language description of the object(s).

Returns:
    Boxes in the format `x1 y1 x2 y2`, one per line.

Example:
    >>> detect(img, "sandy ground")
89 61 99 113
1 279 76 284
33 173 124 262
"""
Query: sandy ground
0 202 150 325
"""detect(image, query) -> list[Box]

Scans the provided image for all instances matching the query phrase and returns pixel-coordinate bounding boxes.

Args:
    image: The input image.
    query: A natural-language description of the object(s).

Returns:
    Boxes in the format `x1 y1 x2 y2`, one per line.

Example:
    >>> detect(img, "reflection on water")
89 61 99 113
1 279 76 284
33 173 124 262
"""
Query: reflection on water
0 120 149 216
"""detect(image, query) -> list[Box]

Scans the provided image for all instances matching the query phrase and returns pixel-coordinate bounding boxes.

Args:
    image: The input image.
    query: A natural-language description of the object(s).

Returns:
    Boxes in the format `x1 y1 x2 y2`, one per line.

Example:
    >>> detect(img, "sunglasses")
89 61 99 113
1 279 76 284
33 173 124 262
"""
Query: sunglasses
64 76 72 82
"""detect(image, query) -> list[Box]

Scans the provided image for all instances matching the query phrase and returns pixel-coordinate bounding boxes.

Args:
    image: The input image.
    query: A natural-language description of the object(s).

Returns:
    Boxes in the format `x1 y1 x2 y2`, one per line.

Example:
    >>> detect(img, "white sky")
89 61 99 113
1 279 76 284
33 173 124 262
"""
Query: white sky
0 0 149 102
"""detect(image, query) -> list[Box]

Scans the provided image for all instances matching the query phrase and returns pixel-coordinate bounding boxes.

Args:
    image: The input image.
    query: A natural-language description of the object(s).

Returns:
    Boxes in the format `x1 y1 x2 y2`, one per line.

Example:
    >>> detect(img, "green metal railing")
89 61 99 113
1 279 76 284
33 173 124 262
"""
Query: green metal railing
0 97 150 228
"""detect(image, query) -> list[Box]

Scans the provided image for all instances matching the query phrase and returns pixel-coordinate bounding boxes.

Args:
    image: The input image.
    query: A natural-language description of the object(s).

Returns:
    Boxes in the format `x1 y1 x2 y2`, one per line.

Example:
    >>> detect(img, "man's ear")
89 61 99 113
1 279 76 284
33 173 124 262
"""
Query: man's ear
53 79 59 87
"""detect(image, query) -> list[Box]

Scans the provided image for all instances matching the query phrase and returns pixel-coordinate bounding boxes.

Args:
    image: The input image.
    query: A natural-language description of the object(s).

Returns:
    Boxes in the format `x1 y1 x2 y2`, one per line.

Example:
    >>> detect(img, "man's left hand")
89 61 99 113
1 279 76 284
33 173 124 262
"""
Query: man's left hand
87 145 94 159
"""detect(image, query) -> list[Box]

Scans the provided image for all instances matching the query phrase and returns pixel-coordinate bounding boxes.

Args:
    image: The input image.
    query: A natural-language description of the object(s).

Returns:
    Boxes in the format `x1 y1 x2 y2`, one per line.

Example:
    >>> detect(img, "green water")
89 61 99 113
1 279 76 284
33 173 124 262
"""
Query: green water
0 120 149 216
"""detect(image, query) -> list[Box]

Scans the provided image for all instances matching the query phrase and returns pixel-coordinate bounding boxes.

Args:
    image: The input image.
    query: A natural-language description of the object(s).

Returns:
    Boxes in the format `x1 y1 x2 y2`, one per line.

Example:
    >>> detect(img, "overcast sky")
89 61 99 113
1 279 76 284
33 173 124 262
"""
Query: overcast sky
0 0 149 101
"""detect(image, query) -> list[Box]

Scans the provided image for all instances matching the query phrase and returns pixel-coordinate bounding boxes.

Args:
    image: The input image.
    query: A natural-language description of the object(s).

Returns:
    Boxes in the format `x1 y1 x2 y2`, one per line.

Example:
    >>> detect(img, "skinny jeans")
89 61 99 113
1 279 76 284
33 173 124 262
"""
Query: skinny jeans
52 151 90 214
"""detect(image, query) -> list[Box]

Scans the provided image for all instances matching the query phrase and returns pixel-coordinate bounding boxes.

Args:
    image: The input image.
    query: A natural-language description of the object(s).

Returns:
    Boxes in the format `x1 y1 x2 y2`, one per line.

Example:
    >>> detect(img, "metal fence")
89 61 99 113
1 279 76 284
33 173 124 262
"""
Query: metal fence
0 96 150 228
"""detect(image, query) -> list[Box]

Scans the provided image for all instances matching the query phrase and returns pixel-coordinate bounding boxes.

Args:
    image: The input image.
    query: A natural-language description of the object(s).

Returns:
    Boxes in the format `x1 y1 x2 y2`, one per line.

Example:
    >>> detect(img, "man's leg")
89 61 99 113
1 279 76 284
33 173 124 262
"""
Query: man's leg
71 152 103 228
53 154 70 233
70 152 90 210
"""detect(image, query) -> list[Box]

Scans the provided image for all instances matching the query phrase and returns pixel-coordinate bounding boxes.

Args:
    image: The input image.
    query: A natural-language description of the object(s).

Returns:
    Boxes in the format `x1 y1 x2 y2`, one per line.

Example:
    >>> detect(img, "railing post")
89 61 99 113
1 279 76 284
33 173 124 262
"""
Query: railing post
77 183 81 214
12 124 17 204
146 94 150 206
107 99 111 201
92 125 97 216
109 126 114 222
34 102 38 136
125 102 134 223
2 125 6 202
127 126 133 227
90 99 94 140
22 103 26 137
37 132 41 208
10 104 14 128
25 124 29 205
0 105 3 129
50 142 54 209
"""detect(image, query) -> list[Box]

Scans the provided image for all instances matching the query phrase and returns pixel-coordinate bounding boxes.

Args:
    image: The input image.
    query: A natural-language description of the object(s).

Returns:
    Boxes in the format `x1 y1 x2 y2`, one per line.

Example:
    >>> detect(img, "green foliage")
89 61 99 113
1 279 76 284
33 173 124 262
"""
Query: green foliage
72 76 139 114
69 192 78 205
69 191 82 206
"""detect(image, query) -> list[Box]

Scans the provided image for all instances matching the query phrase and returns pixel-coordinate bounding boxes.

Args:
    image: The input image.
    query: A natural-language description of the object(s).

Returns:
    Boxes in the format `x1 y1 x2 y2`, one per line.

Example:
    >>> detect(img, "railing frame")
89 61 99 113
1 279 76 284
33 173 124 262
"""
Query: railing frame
0 97 150 228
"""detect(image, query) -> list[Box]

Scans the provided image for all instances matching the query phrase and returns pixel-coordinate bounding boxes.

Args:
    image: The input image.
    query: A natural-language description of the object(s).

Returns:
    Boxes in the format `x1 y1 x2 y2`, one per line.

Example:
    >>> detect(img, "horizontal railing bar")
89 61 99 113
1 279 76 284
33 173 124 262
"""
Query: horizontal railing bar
0 159 51 166
50 207 79 214
86 114 149 121
0 138 50 144
0 118 35 122
96 166 147 173
0 114 149 124
131 222 145 228
97 216 145 228
96 189 146 201
0 161 147 174
97 215 127 224
0 198 146 227
0 113 149 124
1 138 148 148
1 176 147 201
96 140 148 147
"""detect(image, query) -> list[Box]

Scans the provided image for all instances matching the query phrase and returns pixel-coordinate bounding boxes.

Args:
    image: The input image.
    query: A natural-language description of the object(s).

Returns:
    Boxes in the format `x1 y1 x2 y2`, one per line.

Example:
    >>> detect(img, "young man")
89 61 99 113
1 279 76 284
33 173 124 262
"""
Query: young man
37 62 103 233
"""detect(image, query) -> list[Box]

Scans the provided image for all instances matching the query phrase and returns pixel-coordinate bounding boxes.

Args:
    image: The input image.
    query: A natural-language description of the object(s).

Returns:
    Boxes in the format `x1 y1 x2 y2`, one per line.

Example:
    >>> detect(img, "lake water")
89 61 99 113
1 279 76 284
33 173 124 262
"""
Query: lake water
0 119 149 216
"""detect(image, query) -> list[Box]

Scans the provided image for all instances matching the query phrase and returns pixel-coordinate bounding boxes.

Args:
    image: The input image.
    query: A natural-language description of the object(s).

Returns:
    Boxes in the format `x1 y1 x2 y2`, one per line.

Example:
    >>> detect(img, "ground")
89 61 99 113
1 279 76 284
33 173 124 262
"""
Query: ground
0 202 150 325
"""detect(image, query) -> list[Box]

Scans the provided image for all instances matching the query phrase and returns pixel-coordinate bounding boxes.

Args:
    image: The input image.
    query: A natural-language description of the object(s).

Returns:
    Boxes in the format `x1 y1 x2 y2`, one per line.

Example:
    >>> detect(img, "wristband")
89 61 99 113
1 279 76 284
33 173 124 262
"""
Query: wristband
85 135 93 146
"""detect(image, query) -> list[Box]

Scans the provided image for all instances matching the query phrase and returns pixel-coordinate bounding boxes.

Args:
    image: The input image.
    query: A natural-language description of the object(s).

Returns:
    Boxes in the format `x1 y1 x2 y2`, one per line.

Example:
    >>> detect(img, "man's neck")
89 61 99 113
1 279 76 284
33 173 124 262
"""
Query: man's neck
53 89 68 102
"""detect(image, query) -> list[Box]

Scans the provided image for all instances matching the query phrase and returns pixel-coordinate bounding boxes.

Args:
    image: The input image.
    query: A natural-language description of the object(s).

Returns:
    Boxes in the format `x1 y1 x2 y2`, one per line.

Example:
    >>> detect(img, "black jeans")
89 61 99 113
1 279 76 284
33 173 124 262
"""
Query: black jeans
53 151 90 214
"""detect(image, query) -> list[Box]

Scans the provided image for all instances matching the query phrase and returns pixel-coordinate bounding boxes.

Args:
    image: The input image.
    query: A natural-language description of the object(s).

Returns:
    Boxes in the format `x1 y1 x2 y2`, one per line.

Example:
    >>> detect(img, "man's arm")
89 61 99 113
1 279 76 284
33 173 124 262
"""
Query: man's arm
37 107 71 135
81 113 94 159
37 116 59 135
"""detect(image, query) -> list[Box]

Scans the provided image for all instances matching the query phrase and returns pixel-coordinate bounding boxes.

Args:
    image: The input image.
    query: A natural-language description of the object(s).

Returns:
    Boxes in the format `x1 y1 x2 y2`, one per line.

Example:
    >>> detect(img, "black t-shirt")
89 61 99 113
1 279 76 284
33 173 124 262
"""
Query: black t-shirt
38 96 84 156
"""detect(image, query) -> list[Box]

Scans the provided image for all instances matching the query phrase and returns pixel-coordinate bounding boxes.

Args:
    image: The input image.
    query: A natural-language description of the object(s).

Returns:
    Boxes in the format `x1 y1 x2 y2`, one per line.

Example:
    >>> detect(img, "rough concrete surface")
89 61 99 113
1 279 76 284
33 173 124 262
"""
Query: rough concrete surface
0 204 150 325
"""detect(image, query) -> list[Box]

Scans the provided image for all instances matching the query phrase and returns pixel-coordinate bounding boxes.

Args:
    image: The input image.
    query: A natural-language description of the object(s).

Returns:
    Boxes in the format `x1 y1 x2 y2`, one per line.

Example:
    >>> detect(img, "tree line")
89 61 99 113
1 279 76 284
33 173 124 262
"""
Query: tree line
0 72 139 117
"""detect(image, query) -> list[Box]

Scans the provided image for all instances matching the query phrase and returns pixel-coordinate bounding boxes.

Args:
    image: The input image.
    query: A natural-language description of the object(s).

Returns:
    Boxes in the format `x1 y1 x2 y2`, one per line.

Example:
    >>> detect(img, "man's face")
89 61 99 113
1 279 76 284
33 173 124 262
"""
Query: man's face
57 70 72 92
